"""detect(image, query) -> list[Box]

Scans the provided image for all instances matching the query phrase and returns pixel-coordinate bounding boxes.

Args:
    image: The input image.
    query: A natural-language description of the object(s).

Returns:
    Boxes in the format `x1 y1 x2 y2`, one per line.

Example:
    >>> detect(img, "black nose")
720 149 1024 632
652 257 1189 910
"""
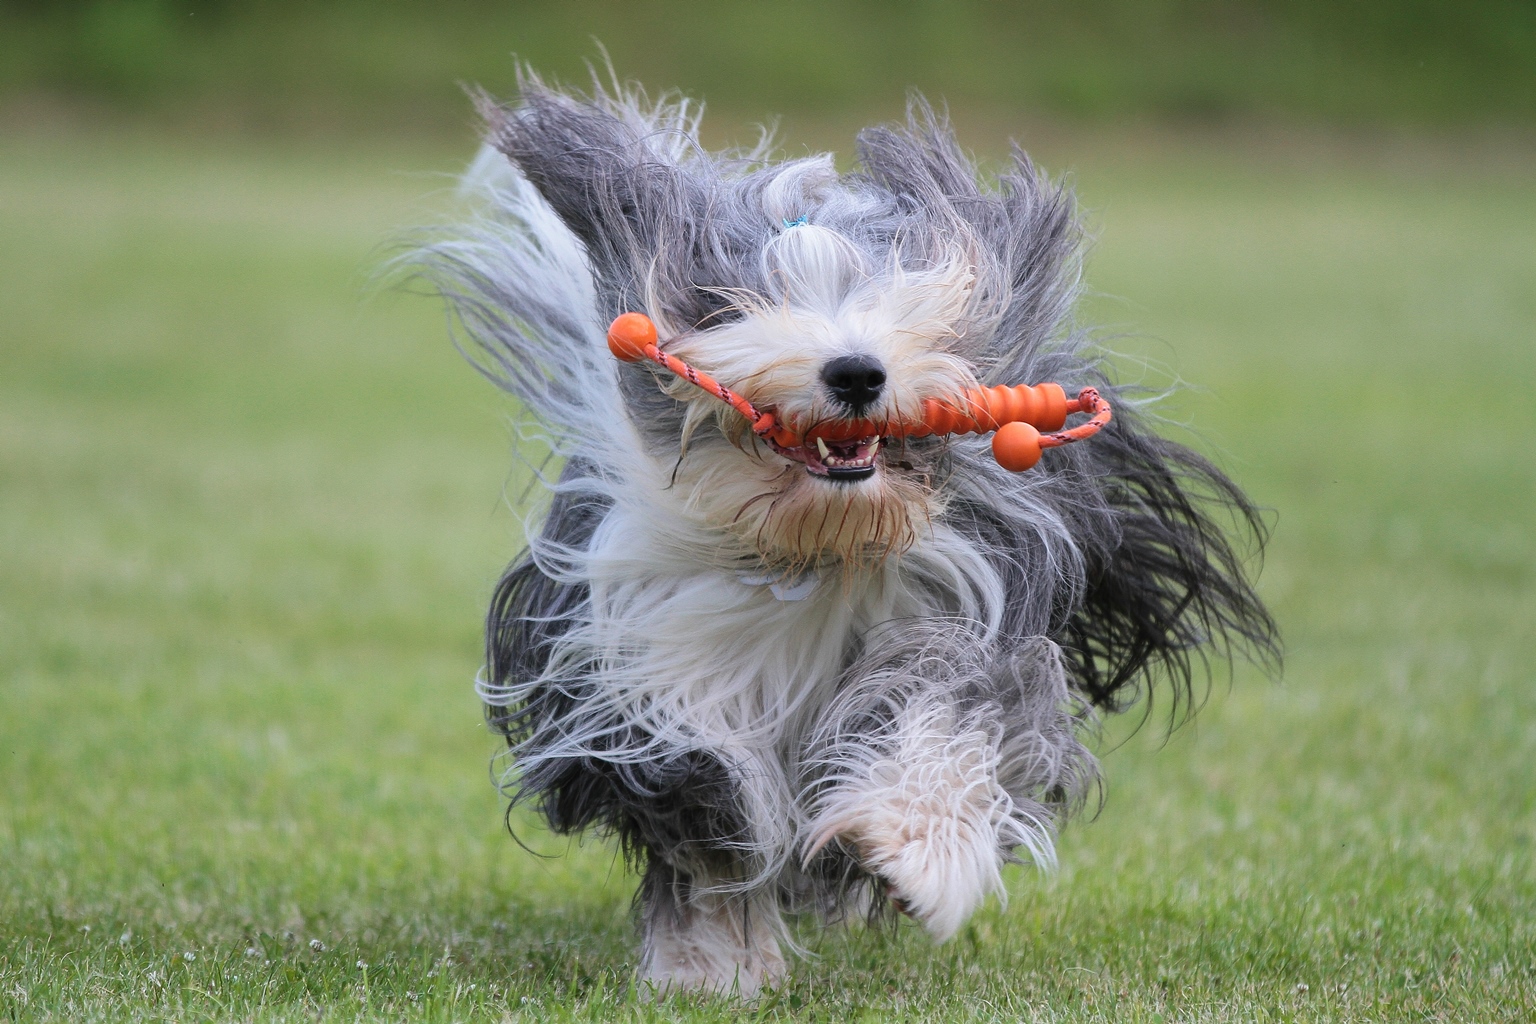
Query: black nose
820 354 887 414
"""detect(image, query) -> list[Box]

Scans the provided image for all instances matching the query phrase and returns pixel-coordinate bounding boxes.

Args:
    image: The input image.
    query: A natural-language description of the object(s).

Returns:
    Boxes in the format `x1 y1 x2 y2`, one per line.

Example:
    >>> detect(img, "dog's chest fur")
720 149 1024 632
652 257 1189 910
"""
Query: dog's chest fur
582 499 951 754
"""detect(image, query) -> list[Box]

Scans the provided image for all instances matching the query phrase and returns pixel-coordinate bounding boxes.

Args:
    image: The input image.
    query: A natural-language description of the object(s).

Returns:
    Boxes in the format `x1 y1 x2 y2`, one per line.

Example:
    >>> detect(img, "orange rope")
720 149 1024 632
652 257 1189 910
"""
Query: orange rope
607 312 1111 472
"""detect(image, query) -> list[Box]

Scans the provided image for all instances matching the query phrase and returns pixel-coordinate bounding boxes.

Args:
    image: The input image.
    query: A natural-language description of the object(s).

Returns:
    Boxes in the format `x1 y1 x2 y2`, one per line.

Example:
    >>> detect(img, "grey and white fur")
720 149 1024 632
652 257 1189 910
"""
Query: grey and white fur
414 72 1278 997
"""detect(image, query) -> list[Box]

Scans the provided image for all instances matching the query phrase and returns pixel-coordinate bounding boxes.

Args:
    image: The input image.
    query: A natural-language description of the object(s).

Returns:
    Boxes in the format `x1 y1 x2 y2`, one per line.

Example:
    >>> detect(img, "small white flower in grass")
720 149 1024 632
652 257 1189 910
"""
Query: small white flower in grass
1294 983 1309 994
244 947 260 957
309 939 324 952
357 960 368 970
119 931 132 946
183 951 196 962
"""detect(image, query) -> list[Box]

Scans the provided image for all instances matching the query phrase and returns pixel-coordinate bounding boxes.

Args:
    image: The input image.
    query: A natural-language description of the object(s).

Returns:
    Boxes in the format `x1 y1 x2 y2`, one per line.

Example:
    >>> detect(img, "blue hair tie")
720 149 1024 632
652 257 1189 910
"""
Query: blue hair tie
782 215 809 228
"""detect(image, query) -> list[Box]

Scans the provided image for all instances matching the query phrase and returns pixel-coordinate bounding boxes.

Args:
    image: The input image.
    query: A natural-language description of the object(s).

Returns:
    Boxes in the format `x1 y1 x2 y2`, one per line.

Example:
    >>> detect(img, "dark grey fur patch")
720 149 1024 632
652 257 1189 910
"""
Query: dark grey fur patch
486 463 749 870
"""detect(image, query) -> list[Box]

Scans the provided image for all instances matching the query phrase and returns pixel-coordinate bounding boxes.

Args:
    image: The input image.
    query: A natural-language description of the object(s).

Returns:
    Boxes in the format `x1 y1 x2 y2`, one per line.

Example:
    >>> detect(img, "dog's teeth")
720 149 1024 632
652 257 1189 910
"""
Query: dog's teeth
816 437 830 460
868 437 881 457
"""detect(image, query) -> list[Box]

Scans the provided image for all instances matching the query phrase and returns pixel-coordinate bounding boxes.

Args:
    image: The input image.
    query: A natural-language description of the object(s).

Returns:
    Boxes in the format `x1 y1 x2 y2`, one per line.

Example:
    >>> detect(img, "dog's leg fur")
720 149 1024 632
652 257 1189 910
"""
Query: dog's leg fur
802 628 1091 940
636 860 787 998
809 707 1011 939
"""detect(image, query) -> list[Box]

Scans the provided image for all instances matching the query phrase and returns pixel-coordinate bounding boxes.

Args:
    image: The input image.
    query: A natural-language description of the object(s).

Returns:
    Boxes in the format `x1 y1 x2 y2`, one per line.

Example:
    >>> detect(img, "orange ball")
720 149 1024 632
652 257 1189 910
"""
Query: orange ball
607 312 657 362
992 421 1042 472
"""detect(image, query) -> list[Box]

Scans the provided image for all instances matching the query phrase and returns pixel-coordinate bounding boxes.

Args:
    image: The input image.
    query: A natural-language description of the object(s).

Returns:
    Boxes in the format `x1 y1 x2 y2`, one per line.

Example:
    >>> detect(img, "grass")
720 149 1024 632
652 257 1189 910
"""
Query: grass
1 122 1534 1020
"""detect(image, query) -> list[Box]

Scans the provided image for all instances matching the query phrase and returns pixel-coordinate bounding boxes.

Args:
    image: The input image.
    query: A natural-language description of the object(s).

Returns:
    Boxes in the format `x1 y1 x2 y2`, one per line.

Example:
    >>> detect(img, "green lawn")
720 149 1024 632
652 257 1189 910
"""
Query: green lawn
1 125 1533 1021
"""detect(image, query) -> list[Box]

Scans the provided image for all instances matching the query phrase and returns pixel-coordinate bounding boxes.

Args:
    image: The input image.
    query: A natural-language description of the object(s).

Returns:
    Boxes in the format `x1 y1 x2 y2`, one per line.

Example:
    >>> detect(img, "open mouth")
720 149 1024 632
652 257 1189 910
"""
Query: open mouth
769 432 883 483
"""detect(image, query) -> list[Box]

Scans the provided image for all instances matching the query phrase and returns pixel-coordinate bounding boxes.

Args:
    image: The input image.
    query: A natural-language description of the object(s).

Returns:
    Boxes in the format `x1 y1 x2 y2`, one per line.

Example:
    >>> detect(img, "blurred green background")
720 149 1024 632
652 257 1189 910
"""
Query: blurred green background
2 2 1534 1021
3 0 1535 132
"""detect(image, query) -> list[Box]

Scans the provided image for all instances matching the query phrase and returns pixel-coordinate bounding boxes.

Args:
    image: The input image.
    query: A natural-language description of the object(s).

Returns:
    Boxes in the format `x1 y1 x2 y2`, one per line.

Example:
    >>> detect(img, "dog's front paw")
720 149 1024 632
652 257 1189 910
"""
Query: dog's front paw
852 803 1004 941
806 729 1020 941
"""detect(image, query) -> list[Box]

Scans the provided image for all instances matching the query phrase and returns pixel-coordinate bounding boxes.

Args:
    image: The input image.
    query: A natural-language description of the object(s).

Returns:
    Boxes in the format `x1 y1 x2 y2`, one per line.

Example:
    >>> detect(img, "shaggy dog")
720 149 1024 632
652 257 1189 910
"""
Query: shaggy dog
417 74 1277 997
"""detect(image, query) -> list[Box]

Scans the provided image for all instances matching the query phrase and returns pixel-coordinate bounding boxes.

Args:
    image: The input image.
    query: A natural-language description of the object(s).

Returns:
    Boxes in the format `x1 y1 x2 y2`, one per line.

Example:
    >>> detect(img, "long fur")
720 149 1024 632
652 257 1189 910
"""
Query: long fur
413 71 1278 996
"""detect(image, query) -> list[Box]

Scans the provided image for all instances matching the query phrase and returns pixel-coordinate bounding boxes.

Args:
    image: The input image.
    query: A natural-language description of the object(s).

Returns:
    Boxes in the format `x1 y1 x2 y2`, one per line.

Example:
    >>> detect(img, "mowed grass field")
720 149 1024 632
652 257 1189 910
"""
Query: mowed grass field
1 125 1533 1021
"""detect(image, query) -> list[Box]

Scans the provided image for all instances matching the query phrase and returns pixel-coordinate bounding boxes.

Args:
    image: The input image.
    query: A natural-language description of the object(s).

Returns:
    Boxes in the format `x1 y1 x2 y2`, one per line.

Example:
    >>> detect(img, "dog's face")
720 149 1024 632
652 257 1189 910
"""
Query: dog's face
653 224 985 568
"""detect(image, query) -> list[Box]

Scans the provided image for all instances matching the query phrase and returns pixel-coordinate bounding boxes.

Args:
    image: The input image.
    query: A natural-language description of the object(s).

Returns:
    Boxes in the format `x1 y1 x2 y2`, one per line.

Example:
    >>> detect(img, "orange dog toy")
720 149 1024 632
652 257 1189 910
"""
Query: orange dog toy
607 312 1111 472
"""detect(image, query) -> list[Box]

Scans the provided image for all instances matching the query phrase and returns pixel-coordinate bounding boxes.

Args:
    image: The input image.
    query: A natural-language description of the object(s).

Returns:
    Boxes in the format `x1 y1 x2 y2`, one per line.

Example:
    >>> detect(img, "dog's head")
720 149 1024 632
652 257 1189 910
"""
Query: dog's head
484 82 1078 568
654 221 990 567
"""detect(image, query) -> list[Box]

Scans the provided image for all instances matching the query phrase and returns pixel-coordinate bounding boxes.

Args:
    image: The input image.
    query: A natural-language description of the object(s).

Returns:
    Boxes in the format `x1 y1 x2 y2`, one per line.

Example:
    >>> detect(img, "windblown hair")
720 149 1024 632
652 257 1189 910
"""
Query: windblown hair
415 71 1278 996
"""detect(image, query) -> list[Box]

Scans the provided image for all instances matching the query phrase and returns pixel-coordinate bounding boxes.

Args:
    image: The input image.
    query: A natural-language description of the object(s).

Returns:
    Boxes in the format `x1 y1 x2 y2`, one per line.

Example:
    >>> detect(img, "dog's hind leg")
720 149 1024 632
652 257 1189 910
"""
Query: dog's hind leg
635 859 787 999
801 630 1093 940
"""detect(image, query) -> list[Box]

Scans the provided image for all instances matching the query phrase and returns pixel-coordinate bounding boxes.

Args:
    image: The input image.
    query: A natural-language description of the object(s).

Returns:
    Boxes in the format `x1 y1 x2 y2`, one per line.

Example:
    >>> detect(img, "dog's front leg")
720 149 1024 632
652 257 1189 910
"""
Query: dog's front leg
801 630 1090 941
635 858 786 999
804 700 1012 940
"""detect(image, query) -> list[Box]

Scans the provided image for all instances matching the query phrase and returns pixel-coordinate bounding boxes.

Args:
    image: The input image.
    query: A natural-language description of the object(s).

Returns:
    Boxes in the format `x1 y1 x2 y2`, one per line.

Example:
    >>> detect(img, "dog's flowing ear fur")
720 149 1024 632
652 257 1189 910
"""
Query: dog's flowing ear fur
478 80 671 306
1052 411 1280 719
479 74 759 334
856 105 1280 721
477 74 785 451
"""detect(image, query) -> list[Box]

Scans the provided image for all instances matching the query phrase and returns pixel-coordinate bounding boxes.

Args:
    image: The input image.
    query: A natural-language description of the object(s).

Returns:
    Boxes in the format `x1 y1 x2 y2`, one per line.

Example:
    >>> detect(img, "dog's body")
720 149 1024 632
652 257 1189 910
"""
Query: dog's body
420 76 1276 996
